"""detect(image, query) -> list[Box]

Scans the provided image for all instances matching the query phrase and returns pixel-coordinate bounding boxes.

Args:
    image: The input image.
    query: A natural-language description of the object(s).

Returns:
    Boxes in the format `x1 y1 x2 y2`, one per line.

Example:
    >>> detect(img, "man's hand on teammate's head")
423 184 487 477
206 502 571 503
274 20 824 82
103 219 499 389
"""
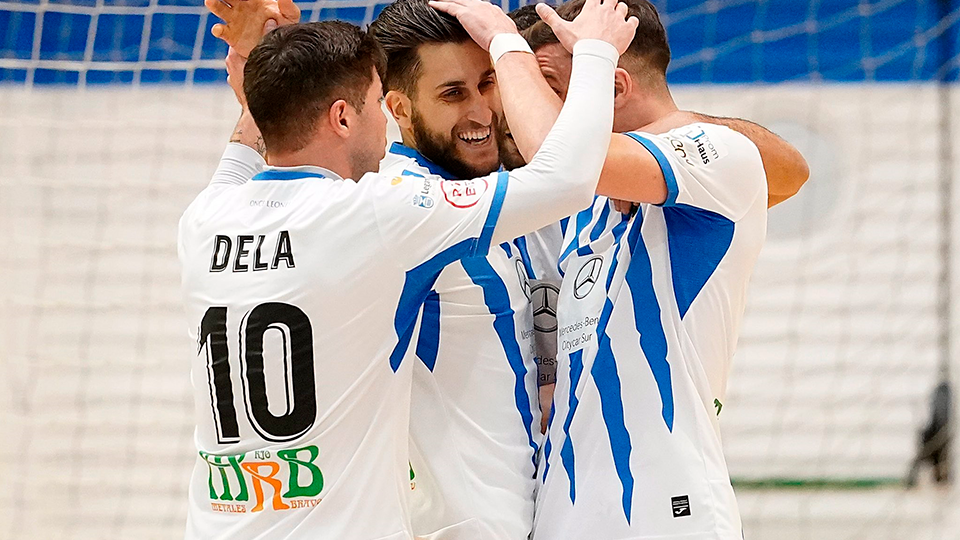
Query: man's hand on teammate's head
536 0 638 55
428 0 519 51
205 0 300 58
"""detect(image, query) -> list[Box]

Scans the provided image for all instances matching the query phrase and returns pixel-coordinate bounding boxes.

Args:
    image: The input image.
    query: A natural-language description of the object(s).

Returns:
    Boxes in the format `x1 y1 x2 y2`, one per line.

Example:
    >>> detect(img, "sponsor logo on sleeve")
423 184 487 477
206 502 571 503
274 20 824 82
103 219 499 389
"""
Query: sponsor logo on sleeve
409 177 437 209
412 194 435 208
441 178 488 208
675 125 728 166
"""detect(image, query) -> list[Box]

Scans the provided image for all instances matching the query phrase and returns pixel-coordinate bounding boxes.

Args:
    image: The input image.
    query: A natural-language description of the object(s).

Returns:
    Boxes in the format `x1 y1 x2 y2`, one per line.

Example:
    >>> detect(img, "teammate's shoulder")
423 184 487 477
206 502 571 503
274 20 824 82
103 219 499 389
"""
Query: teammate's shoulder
629 122 759 172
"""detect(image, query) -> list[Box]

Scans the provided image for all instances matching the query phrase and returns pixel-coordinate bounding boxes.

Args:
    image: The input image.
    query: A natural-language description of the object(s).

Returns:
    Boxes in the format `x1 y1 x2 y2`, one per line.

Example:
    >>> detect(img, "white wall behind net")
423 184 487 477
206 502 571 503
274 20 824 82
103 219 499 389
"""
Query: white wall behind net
2 83 959 539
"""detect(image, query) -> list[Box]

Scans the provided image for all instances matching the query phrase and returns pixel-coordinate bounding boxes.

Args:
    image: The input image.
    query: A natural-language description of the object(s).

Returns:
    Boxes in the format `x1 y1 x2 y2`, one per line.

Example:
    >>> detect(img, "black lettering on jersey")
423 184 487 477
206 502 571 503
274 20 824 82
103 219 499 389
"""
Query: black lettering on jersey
210 235 232 272
208 232 295 273
234 235 254 272
272 230 295 270
253 235 269 271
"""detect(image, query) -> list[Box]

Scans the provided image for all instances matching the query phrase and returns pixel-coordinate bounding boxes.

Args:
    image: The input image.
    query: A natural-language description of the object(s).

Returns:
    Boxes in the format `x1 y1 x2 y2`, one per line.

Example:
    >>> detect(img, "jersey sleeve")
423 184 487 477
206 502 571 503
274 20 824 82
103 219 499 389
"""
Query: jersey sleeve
208 142 265 186
624 123 766 221
367 170 509 268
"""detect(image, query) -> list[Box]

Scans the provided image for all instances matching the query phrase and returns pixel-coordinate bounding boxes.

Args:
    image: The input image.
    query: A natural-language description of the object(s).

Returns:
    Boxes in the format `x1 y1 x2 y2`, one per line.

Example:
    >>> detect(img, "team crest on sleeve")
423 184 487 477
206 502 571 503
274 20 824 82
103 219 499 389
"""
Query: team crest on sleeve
441 179 488 208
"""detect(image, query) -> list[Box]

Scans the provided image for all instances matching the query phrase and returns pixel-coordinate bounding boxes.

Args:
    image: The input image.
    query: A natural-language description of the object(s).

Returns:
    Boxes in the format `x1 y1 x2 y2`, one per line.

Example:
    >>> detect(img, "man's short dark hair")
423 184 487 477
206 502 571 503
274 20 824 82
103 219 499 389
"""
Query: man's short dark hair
243 21 385 154
369 0 470 95
525 0 670 80
507 4 541 31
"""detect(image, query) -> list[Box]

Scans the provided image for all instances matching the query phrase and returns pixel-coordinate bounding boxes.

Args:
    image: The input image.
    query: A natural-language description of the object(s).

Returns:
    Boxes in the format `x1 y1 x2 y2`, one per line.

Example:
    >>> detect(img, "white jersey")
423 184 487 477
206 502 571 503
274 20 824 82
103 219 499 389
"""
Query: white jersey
380 143 540 540
179 145 511 540
533 123 767 540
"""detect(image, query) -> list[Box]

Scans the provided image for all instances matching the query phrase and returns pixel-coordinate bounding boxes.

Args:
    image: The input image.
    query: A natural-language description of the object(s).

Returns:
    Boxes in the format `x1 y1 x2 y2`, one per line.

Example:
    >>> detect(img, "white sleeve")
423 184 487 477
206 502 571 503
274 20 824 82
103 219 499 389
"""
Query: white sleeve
208 143 265 186
624 123 766 221
491 39 618 244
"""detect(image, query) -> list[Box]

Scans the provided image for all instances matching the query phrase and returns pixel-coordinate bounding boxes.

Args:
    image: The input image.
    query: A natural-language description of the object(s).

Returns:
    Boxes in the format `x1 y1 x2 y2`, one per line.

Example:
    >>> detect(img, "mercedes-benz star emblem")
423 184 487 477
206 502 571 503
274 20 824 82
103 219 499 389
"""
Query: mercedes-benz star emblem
530 282 559 333
573 256 604 299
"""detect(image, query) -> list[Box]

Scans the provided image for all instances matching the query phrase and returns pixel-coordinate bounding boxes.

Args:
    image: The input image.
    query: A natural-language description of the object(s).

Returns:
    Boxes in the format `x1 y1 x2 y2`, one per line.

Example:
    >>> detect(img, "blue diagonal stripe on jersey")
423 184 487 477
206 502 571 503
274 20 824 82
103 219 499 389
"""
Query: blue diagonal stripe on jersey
590 297 635 523
415 290 442 371
559 349 585 503
478 171 509 255
589 201 612 243
663 204 735 318
558 205 595 273
252 170 326 181
624 133 679 207
624 215 674 431
512 235 536 280
390 239 477 372
462 257 539 467
499 242 513 258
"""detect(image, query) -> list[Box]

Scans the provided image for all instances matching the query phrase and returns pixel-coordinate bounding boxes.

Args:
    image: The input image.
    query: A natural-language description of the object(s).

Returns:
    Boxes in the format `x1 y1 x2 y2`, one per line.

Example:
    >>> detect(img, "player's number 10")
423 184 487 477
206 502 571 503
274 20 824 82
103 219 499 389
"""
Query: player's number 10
198 303 317 444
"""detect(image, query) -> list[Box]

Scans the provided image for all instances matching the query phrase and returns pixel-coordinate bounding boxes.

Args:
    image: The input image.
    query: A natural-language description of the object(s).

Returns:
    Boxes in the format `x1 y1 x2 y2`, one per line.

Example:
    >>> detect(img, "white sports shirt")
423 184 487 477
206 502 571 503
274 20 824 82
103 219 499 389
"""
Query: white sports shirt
178 39 620 540
533 123 767 540
380 143 541 540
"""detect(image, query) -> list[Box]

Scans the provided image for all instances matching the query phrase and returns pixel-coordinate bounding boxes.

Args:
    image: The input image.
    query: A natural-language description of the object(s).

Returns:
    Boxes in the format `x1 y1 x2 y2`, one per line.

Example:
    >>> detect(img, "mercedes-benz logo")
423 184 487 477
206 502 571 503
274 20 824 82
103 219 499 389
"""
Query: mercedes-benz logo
516 259 532 300
530 282 559 333
573 256 603 299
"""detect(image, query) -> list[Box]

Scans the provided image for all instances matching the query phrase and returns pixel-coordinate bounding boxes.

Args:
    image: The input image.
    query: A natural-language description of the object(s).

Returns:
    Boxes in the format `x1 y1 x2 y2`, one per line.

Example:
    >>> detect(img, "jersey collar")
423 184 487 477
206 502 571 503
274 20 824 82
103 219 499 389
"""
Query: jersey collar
389 142 456 180
252 165 343 182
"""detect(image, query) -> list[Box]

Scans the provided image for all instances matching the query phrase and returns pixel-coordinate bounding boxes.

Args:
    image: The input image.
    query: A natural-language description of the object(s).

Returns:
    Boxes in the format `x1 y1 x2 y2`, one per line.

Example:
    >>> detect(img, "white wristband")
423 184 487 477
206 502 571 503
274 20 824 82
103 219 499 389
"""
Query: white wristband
489 33 534 65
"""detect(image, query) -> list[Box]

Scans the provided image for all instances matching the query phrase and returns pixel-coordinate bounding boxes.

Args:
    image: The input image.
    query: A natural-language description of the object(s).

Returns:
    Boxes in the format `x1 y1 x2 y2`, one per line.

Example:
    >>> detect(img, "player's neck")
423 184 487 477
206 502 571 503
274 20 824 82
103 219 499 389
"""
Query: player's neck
614 84 678 133
267 138 355 181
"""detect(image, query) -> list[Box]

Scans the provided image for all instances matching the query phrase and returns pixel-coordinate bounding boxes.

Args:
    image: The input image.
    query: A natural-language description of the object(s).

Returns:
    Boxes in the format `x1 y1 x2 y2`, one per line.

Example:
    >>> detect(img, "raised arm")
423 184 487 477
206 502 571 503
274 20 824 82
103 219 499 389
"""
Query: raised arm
210 47 266 187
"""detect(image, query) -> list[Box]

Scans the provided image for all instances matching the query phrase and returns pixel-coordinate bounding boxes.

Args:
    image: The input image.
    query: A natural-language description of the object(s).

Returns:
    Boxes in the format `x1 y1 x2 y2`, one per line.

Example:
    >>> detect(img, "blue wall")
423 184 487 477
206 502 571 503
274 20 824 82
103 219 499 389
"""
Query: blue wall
1 0 957 84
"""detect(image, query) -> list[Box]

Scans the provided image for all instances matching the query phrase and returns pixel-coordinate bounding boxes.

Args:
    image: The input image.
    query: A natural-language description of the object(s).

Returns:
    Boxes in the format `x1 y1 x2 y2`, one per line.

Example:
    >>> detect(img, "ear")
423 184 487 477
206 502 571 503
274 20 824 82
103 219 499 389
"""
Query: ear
385 90 413 132
613 67 634 109
327 99 351 139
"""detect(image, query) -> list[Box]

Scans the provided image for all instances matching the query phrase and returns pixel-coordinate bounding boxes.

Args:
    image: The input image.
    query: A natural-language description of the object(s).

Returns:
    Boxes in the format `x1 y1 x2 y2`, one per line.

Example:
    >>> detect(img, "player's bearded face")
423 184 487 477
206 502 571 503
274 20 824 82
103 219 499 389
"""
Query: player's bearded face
408 41 502 178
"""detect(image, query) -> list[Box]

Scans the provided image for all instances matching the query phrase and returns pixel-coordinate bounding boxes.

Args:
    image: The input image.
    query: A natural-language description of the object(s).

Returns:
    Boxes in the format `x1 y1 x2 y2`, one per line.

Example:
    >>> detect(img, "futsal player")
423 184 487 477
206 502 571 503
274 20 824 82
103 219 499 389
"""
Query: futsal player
433 0 784 537
178 11 634 539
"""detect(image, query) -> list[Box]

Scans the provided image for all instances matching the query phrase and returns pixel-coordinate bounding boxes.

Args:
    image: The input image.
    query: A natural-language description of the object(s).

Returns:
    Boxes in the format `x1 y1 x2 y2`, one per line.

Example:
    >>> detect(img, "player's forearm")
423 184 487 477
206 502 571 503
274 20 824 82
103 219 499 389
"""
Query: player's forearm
492 40 617 243
229 108 267 159
494 49 563 163
697 114 809 207
210 110 266 186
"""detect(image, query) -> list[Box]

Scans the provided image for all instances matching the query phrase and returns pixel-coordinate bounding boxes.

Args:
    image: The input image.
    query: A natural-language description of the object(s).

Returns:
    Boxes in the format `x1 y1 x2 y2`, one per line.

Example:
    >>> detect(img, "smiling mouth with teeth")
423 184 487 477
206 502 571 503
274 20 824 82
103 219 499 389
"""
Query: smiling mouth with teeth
458 127 492 145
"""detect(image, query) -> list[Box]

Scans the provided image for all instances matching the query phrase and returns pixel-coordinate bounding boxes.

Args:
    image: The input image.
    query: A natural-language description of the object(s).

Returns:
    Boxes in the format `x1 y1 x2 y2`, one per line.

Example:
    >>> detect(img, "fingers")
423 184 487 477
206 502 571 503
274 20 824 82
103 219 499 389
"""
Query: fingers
626 15 639 32
277 0 301 23
211 23 226 39
263 18 278 34
206 0 233 19
535 3 565 30
428 0 462 16
615 1 628 18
